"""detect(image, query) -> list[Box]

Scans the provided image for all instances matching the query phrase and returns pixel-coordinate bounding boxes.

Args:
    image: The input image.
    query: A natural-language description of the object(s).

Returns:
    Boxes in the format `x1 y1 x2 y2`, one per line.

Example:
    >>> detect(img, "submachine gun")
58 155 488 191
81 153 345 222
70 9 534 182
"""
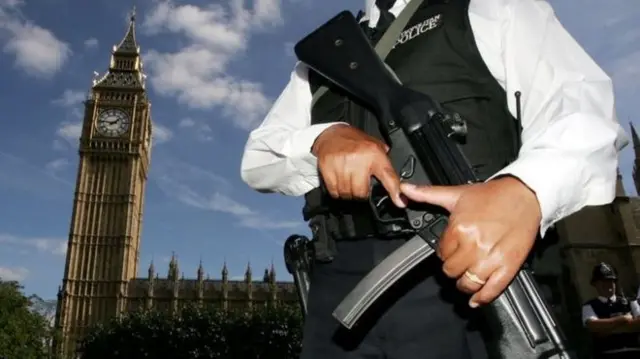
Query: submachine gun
294 11 575 359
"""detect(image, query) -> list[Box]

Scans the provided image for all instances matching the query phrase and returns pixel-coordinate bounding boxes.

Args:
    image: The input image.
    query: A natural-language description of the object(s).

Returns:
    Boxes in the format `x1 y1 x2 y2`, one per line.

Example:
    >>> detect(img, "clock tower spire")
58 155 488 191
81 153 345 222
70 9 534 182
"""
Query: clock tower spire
54 7 152 356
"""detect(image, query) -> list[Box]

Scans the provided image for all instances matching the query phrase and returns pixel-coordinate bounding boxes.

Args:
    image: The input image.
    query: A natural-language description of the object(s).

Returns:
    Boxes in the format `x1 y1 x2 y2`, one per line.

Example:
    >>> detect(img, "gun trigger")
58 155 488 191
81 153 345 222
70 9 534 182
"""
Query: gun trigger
400 156 416 180
368 177 408 225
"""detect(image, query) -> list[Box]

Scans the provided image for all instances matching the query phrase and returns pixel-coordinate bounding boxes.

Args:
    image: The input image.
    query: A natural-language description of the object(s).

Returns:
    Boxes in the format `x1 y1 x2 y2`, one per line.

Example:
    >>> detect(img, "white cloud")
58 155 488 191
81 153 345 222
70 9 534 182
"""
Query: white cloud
45 158 70 173
51 90 84 150
283 41 294 57
178 118 213 142
0 0 70 78
0 233 67 256
52 139 66 151
141 0 284 130
0 266 29 281
0 0 23 8
56 122 82 144
52 89 86 108
154 160 301 230
0 150 72 198
84 37 98 49
196 124 214 142
152 123 173 144
179 118 195 128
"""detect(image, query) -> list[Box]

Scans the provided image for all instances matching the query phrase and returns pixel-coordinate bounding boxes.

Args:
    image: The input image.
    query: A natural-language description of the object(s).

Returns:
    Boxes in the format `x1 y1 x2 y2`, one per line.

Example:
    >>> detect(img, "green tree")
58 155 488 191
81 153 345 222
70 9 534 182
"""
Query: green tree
0 280 53 359
80 304 303 359
225 305 303 358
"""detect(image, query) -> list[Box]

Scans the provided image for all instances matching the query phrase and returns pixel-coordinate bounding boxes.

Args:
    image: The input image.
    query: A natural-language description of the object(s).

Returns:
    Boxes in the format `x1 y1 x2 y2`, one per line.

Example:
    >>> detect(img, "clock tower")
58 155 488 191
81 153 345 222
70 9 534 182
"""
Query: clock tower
54 9 152 356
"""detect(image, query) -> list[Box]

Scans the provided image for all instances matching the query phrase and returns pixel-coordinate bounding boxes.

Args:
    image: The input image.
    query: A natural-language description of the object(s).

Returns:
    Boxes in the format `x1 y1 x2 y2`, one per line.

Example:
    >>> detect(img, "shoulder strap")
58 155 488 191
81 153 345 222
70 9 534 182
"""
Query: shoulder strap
310 0 425 108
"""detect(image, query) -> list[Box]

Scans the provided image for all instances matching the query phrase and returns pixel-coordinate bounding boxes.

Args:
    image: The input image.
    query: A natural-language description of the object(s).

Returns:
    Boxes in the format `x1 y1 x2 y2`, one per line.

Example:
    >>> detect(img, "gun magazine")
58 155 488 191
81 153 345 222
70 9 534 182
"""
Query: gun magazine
332 236 435 328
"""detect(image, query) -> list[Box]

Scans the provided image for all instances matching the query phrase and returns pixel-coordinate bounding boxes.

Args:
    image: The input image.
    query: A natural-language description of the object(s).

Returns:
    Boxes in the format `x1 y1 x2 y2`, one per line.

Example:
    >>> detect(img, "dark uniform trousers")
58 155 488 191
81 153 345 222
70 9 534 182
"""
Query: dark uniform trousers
300 238 488 359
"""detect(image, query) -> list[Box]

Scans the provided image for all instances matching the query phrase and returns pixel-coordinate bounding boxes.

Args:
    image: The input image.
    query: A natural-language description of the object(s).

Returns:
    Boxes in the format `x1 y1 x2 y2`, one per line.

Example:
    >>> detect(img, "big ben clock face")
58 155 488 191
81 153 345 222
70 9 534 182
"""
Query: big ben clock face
96 109 130 137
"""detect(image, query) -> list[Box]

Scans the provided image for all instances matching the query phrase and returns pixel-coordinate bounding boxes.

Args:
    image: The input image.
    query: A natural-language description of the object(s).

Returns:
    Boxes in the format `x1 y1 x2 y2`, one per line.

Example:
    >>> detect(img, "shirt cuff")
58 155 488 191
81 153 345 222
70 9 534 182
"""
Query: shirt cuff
489 151 613 236
282 122 349 194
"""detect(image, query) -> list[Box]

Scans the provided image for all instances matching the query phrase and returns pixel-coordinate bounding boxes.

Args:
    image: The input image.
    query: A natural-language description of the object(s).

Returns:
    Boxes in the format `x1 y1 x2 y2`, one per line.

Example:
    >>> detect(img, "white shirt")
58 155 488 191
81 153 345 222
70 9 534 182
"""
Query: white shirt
240 0 628 235
582 296 640 326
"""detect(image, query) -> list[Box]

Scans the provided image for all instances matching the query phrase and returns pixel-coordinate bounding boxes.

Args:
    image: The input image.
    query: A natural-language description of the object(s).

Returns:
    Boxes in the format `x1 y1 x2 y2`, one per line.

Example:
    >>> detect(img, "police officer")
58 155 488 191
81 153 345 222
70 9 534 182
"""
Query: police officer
583 262 640 359
241 0 626 358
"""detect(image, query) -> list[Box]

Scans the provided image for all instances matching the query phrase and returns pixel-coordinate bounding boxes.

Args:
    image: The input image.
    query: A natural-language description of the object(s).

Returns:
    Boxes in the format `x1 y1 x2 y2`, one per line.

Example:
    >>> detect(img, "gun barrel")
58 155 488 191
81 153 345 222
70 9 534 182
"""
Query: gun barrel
520 270 568 351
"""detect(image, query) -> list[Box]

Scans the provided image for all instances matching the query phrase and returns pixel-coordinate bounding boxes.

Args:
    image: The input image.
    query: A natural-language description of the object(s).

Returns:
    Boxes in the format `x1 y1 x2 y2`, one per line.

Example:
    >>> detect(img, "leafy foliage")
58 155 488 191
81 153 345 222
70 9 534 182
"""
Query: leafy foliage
80 304 303 359
0 280 56 359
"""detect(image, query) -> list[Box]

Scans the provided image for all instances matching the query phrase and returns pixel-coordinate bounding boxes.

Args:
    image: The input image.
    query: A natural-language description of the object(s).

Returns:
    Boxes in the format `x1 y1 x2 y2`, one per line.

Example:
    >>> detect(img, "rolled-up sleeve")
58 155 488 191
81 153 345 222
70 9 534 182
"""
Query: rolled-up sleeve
240 62 346 196
489 0 628 235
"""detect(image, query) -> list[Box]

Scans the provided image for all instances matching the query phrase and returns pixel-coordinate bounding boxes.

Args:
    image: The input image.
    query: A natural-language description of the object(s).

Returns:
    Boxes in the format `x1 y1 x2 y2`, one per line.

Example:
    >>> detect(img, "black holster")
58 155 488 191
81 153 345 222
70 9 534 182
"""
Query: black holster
283 235 314 316
308 214 338 263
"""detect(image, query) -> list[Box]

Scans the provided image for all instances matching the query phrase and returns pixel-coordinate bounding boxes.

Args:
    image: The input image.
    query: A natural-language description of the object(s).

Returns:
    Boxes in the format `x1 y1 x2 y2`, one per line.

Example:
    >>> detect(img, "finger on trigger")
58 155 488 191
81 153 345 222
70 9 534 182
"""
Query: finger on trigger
373 162 403 208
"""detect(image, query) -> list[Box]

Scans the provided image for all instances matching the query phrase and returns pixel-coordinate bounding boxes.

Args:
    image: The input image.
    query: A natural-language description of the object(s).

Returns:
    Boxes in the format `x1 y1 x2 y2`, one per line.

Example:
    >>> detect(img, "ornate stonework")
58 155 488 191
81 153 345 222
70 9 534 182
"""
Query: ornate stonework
52 11 297 358
126 258 297 314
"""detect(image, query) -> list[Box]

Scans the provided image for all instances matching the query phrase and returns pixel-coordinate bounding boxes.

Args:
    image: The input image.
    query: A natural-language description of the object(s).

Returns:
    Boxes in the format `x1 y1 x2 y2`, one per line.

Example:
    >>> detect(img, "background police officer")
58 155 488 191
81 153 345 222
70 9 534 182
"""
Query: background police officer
583 262 640 359
241 0 627 358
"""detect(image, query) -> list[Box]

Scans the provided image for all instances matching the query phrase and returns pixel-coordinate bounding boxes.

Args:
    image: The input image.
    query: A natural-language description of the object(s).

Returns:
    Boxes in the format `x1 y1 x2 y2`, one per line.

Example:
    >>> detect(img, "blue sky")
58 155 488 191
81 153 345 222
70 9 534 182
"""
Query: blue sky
0 0 638 300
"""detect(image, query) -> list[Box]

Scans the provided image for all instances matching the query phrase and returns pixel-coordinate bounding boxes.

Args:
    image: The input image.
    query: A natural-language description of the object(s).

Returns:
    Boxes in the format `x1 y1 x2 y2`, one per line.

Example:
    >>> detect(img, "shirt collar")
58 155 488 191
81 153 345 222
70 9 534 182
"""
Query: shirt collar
361 0 410 27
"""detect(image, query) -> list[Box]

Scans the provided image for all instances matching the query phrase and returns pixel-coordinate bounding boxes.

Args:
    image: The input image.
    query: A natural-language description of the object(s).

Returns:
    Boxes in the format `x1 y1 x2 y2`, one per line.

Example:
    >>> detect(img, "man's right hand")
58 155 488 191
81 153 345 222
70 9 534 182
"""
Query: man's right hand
311 124 405 208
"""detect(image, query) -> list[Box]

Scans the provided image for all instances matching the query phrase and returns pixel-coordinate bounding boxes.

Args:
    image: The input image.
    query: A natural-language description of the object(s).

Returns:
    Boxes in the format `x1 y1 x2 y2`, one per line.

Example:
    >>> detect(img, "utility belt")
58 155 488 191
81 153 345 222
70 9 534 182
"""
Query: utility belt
303 188 414 263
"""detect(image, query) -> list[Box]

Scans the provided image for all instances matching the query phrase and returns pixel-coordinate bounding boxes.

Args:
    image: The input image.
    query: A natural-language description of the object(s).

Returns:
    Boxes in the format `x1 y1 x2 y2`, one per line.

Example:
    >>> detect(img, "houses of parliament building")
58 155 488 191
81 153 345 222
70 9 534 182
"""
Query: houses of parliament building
53 9 640 358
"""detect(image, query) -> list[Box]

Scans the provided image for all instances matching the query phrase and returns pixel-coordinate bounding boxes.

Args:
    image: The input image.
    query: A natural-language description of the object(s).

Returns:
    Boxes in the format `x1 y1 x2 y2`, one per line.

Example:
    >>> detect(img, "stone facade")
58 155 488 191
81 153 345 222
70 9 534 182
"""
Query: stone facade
51 11 297 357
125 258 297 314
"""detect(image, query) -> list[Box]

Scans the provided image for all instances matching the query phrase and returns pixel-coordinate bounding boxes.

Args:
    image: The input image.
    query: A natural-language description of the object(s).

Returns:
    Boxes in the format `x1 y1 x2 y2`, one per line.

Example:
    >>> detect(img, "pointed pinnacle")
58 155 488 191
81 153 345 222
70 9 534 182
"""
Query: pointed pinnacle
630 122 640 148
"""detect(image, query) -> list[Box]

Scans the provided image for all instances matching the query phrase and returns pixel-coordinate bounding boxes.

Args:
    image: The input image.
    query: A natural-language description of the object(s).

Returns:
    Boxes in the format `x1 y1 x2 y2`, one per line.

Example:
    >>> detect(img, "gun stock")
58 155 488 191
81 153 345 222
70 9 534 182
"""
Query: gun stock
295 11 574 359
295 11 400 116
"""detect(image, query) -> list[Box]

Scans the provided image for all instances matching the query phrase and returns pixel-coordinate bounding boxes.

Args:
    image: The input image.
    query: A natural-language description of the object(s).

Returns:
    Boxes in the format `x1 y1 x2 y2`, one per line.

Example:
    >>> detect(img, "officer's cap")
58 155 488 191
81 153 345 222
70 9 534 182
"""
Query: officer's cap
591 262 618 284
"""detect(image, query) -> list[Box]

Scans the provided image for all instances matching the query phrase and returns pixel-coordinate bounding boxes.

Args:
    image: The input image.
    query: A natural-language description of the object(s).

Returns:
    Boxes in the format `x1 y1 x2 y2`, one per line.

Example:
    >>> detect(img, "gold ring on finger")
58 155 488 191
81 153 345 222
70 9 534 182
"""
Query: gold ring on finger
464 270 486 286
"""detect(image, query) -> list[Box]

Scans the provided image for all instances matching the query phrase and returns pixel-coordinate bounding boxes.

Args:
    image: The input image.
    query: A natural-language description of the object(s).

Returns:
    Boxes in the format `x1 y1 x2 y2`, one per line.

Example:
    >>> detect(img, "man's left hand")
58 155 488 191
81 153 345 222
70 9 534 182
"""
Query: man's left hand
400 176 541 308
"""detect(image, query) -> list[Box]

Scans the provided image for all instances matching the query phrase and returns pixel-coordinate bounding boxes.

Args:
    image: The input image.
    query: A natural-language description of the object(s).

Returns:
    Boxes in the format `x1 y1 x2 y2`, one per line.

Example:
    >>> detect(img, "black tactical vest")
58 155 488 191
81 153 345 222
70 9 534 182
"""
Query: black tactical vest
586 297 640 354
304 0 520 230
